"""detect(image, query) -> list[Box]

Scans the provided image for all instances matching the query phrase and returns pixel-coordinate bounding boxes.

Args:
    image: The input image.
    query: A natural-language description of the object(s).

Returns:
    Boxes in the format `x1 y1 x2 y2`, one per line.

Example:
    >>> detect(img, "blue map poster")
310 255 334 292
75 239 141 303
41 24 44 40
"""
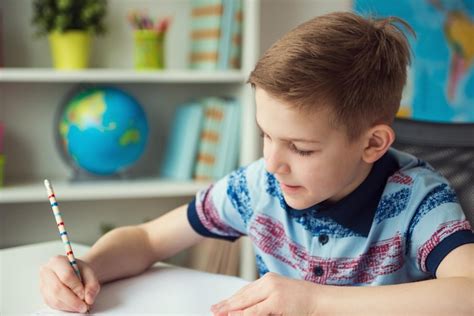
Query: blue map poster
354 0 474 123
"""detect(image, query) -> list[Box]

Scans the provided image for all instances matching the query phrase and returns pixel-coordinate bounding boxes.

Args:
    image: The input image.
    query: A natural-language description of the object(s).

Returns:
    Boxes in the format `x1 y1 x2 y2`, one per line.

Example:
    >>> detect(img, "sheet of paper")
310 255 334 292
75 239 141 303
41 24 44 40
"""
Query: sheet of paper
33 265 249 315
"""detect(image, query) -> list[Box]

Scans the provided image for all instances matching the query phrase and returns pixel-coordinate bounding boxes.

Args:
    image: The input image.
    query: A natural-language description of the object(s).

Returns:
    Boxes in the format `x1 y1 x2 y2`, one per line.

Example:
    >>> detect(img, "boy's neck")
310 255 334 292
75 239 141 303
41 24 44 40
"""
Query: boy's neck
327 161 373 203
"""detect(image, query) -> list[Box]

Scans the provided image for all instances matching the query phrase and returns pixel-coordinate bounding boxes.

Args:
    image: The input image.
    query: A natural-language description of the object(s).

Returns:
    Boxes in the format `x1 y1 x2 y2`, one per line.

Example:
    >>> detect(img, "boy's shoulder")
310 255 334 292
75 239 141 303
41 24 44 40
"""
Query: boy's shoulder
386 148 451 191
377 148 458 223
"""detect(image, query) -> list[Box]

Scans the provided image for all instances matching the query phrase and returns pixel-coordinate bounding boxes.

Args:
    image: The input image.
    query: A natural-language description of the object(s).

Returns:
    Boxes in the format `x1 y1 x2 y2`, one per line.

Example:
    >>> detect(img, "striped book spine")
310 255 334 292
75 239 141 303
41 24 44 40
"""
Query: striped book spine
229 0 242 69
190 0 223 70
213 98 240 178
217 0 235 70
223 99 240 175
194 97 226 180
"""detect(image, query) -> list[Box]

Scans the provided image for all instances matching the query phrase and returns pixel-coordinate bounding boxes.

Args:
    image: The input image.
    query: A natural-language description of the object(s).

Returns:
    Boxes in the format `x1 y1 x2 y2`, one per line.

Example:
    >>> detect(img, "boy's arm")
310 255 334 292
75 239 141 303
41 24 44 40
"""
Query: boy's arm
82 204 204 284
211 243 474 315
316 243 474 315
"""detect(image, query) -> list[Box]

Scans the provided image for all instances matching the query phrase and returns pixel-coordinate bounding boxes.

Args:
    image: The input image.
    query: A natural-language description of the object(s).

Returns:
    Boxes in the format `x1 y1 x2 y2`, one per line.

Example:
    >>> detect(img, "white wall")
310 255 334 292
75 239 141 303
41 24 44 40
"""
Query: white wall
1 0 191 68
260 0 351 54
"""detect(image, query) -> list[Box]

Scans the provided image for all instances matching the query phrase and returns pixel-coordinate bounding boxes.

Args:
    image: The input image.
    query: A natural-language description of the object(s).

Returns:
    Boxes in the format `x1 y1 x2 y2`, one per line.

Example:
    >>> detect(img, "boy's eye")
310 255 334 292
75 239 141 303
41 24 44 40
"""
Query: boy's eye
290 143 314 156
259 131 270 140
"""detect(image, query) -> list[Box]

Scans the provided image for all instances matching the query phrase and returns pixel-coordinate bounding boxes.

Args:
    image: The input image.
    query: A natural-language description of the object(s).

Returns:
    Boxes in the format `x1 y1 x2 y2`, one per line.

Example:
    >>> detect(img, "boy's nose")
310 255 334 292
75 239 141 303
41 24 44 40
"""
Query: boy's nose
265 149 289 175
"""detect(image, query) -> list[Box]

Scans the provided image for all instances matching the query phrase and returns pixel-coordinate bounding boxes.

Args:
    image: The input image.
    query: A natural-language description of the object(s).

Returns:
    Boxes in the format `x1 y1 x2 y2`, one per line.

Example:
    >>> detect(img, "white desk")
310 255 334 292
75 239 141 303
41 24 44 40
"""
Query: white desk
0 241 249 315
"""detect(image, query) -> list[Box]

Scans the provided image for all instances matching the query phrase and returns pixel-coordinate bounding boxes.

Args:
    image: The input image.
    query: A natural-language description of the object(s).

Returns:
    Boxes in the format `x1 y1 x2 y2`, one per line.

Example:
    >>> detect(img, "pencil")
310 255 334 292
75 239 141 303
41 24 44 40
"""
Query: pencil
44 179 83 282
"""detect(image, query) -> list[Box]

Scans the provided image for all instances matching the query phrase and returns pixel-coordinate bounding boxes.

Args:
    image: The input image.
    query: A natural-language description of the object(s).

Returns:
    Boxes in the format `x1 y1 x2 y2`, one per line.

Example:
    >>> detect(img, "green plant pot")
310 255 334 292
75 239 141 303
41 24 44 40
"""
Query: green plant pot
48 31 91 69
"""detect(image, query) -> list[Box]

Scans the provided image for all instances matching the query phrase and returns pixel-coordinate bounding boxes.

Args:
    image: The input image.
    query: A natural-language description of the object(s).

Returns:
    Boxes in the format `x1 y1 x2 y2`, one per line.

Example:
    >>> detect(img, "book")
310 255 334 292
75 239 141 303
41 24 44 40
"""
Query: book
190 0 223 70
213 98 240 178
160 102 204 180
194 97 226 180
217 0 235 70
229 0 242 69
223 99 240 174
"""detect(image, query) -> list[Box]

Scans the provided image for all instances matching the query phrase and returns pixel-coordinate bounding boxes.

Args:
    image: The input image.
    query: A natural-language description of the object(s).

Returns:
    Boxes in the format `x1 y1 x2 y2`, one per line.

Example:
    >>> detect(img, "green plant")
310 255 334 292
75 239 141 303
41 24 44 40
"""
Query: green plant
32 0 107 36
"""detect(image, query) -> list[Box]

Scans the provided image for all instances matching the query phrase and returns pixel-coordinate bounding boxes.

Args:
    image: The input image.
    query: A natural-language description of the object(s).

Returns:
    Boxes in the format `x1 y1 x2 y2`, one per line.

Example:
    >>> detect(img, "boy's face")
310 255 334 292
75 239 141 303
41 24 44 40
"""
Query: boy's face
255 88 370 210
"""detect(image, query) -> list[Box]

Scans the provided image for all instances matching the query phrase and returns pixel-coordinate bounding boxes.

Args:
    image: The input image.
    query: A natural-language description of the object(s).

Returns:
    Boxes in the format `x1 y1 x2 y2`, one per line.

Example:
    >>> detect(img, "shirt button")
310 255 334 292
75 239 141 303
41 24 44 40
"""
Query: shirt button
313 266 324 277
318 234 329 245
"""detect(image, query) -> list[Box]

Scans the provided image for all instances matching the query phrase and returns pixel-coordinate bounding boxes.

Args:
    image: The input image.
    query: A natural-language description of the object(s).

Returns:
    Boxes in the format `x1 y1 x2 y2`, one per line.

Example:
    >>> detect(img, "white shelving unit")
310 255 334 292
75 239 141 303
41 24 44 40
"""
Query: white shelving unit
0 0 261 280
0 68 247 83
0 66 253 207
0 179 213 204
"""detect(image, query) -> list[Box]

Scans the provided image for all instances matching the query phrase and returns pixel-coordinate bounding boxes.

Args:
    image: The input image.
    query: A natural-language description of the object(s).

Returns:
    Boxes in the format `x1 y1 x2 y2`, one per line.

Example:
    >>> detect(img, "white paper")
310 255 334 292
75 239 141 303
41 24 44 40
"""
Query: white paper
33 265 249 315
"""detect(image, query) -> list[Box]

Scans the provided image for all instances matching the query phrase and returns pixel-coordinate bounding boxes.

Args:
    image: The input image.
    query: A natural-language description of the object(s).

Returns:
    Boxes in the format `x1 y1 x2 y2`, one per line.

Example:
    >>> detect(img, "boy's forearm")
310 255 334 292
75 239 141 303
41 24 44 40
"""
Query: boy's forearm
318 277 474 316
81 226 154 284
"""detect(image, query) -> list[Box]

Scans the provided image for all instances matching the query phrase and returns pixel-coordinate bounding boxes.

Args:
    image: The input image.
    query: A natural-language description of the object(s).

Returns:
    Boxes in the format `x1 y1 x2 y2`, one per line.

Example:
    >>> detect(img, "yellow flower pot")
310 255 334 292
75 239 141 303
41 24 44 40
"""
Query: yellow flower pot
48 31 91 69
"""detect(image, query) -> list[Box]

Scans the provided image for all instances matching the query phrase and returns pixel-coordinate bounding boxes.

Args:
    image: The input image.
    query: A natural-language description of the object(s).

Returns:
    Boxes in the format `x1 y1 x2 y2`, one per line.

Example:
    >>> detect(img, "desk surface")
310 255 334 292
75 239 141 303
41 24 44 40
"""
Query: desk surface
0 241 248 315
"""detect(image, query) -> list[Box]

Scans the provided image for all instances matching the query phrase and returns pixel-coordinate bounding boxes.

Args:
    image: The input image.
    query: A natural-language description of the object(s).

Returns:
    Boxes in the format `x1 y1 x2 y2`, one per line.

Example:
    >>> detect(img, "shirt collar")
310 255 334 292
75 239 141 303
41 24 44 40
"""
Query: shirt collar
285 151 400 237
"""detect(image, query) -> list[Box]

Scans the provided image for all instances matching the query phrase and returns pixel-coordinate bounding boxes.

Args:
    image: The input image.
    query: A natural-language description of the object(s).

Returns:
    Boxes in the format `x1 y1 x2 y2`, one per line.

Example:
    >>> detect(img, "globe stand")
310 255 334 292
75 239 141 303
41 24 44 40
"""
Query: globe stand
70 167 132 182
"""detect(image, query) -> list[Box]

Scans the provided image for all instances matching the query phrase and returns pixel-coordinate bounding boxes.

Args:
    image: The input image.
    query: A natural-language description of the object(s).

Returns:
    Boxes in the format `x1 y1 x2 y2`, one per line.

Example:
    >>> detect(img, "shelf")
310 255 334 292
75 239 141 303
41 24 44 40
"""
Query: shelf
0 179 212 204
0 68 247 83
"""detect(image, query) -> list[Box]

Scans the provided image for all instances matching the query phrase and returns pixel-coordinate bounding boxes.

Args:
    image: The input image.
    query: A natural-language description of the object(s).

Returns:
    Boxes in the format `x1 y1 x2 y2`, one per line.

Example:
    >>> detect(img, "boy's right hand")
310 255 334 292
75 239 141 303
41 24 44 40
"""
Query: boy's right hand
39 255 101 313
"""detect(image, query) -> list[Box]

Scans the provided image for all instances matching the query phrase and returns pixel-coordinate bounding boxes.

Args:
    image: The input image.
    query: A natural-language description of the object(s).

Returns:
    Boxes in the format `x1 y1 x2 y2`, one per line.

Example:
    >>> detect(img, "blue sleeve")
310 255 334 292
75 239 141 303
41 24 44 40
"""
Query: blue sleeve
426 229 474 276
186 159 265 241
407 172 474 277
187 196 240 241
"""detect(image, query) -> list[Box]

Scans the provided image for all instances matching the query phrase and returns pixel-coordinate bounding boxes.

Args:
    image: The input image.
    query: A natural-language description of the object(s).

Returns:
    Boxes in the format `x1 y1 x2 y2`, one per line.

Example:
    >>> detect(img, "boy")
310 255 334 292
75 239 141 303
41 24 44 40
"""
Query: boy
40 12 474 315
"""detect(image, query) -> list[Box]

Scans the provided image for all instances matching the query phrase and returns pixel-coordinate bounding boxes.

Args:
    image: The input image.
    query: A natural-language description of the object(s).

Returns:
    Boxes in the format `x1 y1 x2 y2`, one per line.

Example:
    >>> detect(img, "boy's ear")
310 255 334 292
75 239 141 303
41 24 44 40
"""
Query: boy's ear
362 124 395 163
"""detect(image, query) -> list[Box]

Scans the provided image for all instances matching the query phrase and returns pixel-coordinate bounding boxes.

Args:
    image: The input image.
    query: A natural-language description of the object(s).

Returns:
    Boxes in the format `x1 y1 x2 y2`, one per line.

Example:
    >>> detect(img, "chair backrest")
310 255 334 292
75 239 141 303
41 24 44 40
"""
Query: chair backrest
392 118 474 226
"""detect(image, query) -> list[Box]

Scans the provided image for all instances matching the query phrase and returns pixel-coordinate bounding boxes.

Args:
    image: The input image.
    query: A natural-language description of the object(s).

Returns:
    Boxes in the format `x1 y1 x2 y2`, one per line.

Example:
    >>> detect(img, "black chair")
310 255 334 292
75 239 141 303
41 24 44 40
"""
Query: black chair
392 118 474 226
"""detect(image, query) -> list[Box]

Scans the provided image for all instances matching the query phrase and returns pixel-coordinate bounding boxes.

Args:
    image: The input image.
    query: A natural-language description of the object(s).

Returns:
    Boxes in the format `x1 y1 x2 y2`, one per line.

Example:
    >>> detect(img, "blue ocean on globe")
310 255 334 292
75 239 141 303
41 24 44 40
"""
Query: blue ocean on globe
58 87 149 176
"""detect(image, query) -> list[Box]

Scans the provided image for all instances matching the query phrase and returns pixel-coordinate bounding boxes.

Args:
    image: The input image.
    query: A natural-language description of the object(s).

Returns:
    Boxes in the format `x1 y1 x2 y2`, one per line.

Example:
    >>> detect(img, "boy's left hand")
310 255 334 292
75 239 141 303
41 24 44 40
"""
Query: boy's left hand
211 272 319 315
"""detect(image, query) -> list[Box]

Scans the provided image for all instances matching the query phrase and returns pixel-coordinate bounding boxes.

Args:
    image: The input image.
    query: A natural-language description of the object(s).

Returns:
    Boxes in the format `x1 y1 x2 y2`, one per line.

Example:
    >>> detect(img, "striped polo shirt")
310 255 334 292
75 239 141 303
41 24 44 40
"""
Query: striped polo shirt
187 148 474 285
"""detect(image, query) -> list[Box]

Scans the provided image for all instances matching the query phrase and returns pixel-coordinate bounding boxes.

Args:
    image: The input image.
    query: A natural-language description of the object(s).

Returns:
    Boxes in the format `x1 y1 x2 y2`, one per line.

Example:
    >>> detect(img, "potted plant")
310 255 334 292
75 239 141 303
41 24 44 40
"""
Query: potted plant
32 0 107 69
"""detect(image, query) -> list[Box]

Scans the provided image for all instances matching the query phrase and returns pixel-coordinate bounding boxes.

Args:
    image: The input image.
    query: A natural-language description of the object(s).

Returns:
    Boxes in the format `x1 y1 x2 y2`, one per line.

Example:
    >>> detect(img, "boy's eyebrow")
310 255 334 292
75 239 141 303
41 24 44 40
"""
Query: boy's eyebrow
256 121 321 143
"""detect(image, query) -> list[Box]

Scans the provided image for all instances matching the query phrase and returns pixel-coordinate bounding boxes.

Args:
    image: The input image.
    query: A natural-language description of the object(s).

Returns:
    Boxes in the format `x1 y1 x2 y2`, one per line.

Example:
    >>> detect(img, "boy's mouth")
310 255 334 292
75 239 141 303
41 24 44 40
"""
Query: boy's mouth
280 182 303 193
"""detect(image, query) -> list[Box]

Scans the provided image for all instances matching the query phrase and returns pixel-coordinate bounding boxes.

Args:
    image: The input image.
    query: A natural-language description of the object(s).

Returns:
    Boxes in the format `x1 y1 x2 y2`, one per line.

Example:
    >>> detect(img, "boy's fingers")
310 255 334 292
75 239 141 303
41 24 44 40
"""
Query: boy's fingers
84 284 100 305
51 256 85 300
54 297 88 314
80 264 101 304
42 266 89 313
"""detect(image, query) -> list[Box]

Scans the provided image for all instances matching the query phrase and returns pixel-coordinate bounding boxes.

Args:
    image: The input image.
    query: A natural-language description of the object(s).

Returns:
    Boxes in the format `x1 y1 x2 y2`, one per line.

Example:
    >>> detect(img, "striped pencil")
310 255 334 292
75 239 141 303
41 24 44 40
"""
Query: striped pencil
44 179 83 282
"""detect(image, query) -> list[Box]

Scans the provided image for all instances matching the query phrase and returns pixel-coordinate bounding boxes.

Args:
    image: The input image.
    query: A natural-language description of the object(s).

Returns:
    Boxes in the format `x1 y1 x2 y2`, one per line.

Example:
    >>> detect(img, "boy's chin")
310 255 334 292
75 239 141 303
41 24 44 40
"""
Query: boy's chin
283 195 318 210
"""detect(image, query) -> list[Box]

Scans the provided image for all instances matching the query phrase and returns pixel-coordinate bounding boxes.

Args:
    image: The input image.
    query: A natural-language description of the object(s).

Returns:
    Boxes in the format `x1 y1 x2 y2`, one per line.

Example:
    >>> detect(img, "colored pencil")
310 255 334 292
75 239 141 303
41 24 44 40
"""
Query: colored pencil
44 179 83 282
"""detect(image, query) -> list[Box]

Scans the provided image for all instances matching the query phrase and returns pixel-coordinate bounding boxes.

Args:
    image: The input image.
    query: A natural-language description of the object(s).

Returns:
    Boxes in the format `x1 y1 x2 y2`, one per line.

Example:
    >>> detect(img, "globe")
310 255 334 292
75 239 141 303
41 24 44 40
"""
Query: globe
58 87 149 176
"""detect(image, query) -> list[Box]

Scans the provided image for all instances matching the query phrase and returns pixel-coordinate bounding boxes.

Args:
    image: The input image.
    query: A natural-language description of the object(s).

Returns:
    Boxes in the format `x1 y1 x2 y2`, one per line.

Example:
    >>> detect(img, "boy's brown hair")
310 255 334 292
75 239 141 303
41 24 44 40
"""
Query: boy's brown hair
248 12 415 141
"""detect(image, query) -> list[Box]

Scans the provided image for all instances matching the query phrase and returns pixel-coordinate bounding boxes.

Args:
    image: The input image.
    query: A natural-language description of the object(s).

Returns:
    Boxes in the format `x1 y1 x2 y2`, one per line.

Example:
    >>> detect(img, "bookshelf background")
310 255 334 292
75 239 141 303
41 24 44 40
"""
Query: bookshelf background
0 0 351 280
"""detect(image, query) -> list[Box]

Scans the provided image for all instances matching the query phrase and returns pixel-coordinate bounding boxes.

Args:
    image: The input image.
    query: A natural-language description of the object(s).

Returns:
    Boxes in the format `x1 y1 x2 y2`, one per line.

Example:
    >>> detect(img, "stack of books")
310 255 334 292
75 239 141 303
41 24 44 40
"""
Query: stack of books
160 97 240 181
189 0 242 70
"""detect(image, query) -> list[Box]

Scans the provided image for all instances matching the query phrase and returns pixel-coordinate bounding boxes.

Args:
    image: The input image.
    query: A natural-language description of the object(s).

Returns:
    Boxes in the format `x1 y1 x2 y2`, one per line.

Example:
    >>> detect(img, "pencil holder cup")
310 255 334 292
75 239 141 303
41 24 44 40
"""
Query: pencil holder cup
133 30 165 70
0 155 5 187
